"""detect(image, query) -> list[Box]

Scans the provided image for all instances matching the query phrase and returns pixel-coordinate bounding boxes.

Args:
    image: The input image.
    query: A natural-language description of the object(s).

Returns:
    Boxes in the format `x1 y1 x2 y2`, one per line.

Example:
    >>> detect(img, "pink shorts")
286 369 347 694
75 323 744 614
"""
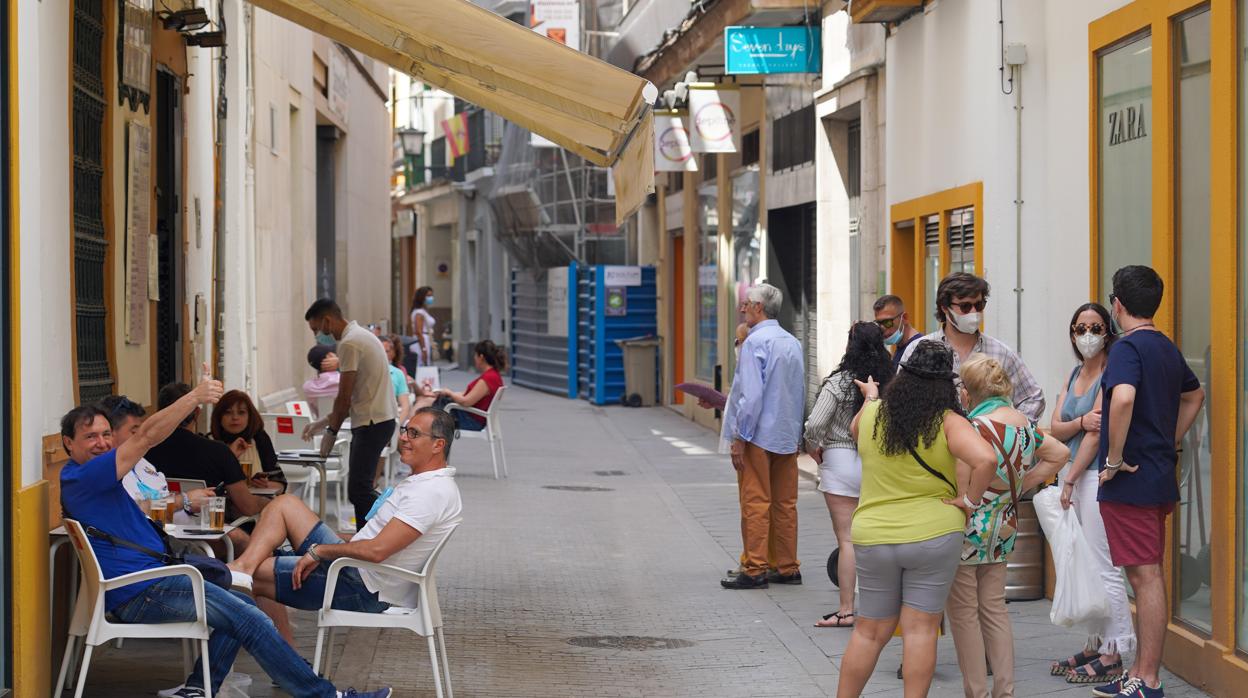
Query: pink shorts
1099 500 1174 567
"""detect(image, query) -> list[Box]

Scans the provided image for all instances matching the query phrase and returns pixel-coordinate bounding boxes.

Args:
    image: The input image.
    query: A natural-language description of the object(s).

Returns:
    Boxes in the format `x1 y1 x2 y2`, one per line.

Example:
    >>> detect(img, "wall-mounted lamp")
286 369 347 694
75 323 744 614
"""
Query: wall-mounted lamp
185 31 226 48
161 7 211 32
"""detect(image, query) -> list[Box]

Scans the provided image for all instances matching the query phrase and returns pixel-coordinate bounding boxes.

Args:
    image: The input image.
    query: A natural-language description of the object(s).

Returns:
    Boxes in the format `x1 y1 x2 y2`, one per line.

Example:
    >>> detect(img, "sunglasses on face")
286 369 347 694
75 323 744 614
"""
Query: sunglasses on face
875 312 903 330
109 396 140 416
949 300 987 314
1071 323 1106 336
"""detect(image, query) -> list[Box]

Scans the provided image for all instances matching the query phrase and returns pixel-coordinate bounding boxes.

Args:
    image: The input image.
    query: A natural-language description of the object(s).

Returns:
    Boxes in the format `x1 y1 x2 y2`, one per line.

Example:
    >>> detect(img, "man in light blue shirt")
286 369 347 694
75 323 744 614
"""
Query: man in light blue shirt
722 283 806 589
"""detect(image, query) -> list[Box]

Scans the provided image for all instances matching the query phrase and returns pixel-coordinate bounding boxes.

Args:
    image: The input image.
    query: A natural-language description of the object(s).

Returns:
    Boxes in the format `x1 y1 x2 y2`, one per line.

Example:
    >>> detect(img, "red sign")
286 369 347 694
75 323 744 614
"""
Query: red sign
277 417 294 434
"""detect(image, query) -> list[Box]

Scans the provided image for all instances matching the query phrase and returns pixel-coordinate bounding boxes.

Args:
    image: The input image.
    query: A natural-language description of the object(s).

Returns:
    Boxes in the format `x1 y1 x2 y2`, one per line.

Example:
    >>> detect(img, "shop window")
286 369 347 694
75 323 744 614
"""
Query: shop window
1173 5 1212 633
1096 32 1153 295
696 181 718 382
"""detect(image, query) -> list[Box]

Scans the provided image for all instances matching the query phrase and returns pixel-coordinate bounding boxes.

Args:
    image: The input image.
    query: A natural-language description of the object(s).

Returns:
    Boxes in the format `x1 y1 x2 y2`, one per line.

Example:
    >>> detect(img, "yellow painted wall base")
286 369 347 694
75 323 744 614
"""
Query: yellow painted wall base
13 481 50 698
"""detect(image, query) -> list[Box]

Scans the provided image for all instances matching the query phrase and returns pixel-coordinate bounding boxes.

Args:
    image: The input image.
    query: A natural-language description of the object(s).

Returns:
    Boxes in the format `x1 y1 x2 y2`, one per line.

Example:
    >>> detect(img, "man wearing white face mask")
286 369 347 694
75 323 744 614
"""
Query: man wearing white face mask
898 272 1045 422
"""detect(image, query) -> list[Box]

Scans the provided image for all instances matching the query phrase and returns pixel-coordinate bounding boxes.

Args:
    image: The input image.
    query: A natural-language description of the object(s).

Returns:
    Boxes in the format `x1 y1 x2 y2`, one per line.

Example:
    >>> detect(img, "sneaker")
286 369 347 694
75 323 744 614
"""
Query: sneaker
1092 675 1127 698
1114 676 1163 698
766 570 803 585
156 686 184 698
720 572 769 589
340 689 393 698
169 688 206 698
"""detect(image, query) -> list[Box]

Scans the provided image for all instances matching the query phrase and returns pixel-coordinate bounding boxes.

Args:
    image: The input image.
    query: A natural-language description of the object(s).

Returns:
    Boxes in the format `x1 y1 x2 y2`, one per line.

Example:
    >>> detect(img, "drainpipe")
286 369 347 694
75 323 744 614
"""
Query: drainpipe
1013 64 1023 353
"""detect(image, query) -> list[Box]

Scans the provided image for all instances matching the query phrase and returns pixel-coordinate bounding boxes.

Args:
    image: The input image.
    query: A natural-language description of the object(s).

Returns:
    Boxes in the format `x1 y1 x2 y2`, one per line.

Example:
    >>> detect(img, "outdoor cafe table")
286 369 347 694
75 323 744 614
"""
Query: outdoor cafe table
277 450 332 518
49 523 238 629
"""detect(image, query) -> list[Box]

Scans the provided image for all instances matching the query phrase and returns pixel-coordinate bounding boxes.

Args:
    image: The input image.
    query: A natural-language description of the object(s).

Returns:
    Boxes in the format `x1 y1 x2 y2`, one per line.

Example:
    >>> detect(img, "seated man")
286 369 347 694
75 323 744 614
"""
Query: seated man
59 367 391 698
146 382 271 524
228 407 462 614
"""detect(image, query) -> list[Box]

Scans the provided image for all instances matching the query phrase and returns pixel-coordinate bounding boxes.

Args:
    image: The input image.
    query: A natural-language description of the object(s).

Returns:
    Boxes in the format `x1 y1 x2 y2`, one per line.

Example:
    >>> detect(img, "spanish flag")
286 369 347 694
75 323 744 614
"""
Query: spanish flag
441 112 470 160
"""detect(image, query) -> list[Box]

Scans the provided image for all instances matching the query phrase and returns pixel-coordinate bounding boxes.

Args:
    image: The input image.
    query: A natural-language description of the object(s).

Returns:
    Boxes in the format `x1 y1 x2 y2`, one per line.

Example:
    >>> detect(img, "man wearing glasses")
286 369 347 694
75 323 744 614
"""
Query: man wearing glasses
227 407 462 620
898 272 1045 422
872 294 924 371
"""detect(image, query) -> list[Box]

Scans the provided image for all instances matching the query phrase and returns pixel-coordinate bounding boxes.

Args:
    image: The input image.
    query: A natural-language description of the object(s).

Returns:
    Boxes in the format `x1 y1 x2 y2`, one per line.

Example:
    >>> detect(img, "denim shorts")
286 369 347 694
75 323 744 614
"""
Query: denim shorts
273 522 390 613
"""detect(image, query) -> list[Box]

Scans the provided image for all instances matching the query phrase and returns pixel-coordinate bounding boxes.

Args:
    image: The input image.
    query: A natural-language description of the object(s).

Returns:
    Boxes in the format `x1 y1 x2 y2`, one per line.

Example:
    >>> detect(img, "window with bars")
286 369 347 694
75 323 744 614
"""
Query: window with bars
771 104 815 172
73 0 113 403
947 207 975 273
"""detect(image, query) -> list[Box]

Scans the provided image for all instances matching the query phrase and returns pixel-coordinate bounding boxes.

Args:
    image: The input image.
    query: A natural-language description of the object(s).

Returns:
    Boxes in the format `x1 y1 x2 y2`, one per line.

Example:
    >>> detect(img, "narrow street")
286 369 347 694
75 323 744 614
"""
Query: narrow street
79 373 1208 697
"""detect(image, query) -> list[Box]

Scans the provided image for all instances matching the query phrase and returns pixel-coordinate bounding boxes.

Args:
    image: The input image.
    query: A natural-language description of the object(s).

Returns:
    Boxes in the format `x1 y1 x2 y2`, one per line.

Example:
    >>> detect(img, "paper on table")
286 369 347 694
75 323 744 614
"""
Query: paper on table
675 382 727 410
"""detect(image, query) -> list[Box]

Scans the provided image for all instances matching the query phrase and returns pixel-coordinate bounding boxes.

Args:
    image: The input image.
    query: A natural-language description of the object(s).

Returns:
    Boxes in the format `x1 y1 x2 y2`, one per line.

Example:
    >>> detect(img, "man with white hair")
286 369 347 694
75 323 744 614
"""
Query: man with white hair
721 283 806 589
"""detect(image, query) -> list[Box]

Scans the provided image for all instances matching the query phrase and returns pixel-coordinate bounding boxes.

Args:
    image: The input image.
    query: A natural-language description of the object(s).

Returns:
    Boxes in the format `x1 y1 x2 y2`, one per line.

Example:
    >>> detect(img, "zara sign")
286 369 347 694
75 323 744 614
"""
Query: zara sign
724 26 821 75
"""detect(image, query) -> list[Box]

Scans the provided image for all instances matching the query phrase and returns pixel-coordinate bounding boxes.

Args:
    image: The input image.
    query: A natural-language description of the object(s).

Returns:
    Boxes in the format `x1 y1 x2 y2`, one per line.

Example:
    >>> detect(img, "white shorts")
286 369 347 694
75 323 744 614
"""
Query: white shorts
817 447 862 498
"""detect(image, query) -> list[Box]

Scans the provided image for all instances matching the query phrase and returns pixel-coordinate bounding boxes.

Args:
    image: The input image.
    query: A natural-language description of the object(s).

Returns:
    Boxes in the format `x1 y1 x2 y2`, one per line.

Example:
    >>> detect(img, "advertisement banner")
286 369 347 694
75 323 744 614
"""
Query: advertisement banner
654 111 698 172
724 26 821 74
689 86 740 153
531 0 581 148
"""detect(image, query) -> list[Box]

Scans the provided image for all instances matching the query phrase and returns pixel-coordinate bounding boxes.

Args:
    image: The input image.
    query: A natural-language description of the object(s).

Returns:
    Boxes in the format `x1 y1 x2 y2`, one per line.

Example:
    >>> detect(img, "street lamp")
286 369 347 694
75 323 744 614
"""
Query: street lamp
397 127 425 157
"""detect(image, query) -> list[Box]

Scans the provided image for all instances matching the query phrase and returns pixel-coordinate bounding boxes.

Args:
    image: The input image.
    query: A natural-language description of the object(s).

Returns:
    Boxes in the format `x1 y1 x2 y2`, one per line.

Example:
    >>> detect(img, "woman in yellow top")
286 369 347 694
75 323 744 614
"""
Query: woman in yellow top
836 341 998 698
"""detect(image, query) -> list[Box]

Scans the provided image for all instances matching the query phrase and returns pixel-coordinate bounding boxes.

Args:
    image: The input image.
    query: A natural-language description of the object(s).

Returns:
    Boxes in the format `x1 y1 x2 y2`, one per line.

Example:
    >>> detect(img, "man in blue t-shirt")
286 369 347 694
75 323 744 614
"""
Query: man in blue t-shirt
60 366 391 698
1093 266 1204 698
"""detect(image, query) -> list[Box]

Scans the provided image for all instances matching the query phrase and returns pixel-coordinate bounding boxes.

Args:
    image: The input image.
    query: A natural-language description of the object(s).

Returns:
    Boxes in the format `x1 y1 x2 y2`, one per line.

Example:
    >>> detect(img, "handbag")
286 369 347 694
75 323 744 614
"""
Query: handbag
83 519 234 591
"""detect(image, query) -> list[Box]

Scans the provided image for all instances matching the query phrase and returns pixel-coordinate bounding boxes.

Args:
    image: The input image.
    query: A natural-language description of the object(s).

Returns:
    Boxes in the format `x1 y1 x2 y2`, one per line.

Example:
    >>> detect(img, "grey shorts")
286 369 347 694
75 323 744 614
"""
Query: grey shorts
855 532 963 619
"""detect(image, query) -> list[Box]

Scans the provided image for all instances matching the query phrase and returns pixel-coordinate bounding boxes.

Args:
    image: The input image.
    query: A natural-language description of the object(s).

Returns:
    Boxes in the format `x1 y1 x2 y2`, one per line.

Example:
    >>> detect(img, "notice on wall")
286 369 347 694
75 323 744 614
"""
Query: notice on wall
654 111 698 172
547 266 569 337
689 85 740 153
605 287 627 317
124 121 152 344
603 265 642 287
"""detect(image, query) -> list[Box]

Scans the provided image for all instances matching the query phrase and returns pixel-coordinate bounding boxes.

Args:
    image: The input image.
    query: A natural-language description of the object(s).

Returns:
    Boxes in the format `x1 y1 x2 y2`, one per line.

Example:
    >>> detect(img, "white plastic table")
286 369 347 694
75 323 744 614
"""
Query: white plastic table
277 451 332 518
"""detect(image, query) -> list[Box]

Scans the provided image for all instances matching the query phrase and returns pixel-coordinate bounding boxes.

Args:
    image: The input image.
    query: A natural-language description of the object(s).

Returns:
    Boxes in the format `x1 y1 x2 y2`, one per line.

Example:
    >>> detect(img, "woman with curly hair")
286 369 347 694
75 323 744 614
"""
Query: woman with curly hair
805 321 895 629
836 341 998 698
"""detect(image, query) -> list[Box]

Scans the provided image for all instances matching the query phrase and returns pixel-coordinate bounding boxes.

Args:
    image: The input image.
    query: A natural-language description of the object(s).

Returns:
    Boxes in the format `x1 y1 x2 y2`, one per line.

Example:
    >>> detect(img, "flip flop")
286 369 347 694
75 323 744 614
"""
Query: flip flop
815 612 855 628
230 570 254 593
1066 658 1123 684
1050 650 1098 676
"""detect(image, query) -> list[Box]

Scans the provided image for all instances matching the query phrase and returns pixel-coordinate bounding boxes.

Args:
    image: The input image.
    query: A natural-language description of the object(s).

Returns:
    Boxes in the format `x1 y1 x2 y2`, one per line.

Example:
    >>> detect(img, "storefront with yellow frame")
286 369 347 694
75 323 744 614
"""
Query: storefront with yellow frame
1090 0 1247 692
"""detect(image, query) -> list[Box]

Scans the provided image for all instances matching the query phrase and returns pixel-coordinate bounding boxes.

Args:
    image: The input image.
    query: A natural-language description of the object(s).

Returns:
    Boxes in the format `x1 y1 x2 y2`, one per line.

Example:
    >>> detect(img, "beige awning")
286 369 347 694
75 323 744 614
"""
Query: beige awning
250 0 656 171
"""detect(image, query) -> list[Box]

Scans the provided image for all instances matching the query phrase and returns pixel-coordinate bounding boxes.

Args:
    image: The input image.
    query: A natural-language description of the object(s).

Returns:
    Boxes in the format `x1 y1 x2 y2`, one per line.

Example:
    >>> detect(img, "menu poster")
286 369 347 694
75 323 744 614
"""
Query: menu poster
125 120 152 344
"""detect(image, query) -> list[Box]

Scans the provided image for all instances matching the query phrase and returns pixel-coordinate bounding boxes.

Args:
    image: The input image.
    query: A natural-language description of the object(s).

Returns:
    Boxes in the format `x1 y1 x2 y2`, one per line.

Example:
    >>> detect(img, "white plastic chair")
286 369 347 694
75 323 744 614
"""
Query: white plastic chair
313 525 459 698
445 386 508 479
54 519 213 698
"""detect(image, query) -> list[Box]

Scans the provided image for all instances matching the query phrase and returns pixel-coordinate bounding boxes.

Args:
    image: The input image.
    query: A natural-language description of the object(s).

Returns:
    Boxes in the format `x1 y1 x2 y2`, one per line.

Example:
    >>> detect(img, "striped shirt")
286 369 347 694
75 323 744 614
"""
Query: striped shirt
803 373 858 451
898 328 1046 423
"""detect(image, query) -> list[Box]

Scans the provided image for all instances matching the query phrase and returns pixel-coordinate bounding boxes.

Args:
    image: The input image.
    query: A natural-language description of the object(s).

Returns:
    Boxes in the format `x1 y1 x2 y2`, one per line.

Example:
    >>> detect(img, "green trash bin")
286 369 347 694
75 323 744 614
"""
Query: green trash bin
615 336 661 407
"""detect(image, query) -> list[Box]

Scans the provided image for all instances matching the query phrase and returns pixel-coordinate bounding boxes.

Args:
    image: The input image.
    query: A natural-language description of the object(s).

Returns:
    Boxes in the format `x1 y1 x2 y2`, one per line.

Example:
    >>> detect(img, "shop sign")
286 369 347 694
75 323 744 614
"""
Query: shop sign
689 86 740 153
604 265 642 287
654 111 698 172
547 267 569 336
605 287 628 316
1107 103 1148 146
724 26 821 75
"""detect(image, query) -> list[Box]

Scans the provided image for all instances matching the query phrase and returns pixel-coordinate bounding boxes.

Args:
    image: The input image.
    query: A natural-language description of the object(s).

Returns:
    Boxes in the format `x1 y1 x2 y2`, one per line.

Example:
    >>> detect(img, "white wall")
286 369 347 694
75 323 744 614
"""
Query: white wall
17 0 73 485
884 0 1131 414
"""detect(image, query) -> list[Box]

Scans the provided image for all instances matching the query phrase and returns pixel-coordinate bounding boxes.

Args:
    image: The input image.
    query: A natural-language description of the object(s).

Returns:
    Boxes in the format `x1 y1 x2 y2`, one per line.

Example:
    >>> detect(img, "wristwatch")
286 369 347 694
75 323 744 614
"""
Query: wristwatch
325 426 338 436
182 494 195 515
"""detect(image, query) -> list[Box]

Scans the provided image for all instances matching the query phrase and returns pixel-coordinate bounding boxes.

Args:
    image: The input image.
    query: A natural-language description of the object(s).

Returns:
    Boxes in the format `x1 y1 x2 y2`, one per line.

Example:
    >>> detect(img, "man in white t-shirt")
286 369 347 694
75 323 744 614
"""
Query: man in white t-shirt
229 407 462 612
302 298 397 530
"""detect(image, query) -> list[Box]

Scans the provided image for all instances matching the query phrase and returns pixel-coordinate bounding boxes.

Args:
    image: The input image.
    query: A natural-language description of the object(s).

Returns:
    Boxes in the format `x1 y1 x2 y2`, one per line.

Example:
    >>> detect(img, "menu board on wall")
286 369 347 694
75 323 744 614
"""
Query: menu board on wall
125 121 152 344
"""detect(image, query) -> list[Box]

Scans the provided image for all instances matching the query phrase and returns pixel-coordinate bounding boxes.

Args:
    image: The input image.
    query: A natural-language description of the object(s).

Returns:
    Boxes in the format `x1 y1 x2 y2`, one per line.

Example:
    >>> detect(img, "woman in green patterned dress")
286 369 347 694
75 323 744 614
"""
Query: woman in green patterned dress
947 354 1069 698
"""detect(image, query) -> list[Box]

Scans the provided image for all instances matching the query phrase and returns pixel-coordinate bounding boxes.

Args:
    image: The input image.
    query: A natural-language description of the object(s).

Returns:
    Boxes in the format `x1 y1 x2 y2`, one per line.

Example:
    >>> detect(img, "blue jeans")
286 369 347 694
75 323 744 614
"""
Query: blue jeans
110 577 336 697
273 522 390 613
434 395 485 432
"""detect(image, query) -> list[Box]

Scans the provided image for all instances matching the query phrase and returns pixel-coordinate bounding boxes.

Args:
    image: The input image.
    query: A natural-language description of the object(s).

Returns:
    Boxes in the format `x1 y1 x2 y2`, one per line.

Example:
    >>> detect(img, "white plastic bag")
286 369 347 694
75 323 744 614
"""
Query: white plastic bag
217 672 253 698
1032 487 1111 631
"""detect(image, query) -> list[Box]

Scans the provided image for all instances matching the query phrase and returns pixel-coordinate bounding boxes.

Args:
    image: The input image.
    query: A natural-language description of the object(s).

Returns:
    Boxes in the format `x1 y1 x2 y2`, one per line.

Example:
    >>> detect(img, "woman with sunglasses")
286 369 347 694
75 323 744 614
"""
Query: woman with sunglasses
1047 302 1135 686
805 321 895 629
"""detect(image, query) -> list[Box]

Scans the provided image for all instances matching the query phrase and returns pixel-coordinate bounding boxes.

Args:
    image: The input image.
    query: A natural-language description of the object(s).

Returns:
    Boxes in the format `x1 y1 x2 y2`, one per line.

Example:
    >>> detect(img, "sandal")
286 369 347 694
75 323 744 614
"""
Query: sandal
815 612 855 628
1066 658 1123 684
1050 650 1098 676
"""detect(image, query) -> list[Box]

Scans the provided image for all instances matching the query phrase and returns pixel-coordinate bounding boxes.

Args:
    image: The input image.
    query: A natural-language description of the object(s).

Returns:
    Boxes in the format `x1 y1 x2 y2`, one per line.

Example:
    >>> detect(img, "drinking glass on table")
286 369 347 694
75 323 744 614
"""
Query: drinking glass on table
149 497 170 525
203 497 227 530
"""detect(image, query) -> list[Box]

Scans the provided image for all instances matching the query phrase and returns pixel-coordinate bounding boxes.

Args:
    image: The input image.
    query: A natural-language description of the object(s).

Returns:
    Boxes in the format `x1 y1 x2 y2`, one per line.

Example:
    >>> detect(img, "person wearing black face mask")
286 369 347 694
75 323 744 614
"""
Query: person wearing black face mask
898 272 1045 423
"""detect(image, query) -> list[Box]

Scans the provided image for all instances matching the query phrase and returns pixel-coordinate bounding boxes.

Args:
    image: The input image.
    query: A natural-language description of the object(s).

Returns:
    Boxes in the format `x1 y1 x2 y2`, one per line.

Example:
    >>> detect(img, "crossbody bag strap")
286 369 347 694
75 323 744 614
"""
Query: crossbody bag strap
83 525 179 565
908 446 955 492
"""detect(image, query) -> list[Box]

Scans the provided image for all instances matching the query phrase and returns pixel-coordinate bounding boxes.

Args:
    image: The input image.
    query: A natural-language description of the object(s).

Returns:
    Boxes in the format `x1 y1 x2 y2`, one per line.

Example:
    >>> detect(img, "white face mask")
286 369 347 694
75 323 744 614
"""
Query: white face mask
1076 332 1105 359
950 311 981 335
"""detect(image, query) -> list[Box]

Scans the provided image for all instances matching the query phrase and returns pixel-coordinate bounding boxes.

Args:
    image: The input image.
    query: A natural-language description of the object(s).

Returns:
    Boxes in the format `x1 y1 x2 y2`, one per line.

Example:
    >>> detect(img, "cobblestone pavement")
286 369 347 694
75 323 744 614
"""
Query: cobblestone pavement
77 375 1209 697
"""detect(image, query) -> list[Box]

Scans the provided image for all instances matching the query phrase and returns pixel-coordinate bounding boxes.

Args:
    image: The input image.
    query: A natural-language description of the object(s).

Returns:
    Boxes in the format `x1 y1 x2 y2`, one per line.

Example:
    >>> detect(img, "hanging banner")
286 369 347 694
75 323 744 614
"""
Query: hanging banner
442 112 470 160
689 85 740 153
724 26 821 74
530 0 581 147
654 111 697 172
